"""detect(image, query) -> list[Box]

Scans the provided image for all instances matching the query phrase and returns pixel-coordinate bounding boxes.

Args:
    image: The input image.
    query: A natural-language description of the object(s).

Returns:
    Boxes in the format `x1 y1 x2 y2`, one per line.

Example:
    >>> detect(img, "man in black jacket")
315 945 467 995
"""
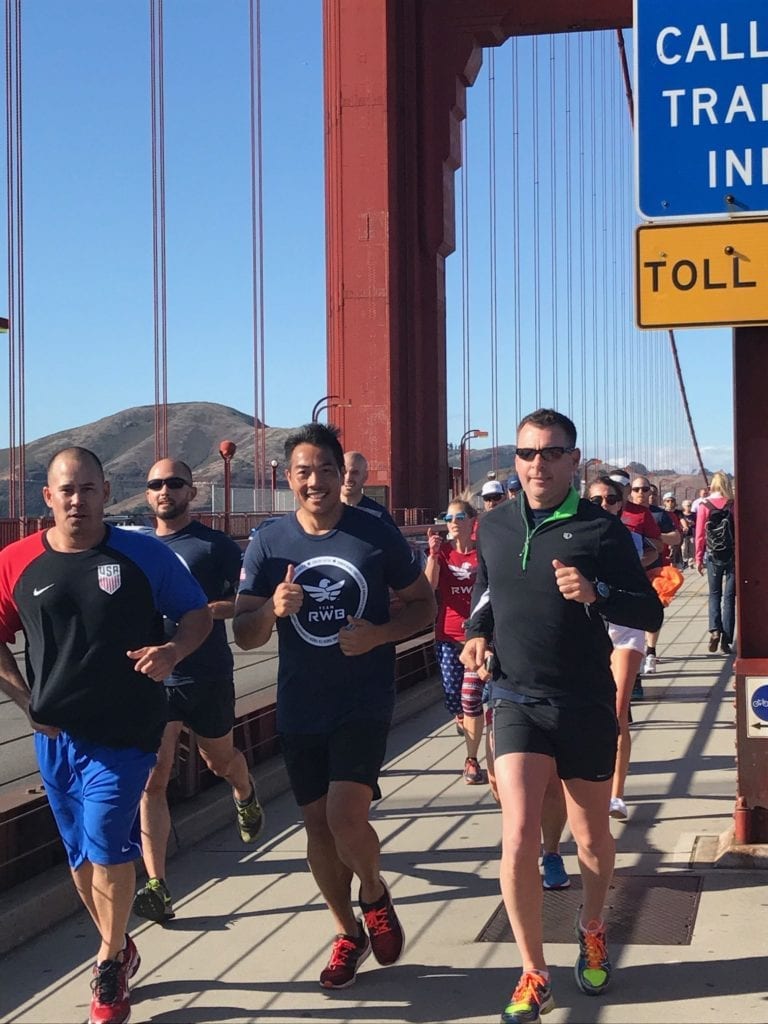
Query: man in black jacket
461 409 663 1024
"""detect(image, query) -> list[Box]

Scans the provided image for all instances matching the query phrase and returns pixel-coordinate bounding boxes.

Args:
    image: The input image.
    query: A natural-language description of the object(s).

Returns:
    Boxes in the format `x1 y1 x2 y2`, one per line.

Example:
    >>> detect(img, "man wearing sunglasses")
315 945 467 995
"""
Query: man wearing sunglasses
461 409 663 1024
481 479 506 511
134 459 265 927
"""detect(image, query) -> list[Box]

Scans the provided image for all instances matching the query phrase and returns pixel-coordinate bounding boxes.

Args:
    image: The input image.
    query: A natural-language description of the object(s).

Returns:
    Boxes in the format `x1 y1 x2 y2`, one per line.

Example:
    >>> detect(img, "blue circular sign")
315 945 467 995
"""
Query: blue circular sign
751 684 768 722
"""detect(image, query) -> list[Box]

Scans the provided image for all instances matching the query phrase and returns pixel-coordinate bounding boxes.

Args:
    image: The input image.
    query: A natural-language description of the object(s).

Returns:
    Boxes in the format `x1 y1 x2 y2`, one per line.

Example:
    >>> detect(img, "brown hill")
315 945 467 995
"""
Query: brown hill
0 402 295 516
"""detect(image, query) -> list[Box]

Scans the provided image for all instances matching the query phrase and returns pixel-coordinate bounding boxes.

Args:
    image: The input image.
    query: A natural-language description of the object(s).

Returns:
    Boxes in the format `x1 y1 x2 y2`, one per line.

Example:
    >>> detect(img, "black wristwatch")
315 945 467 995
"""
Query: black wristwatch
592 580 611 606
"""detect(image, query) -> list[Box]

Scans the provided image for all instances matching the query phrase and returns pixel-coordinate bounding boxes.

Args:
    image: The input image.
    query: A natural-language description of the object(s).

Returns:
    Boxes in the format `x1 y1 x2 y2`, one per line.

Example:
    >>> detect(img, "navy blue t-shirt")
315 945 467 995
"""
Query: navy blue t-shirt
158 520 242 685
239 506 420 732
357 494 398 529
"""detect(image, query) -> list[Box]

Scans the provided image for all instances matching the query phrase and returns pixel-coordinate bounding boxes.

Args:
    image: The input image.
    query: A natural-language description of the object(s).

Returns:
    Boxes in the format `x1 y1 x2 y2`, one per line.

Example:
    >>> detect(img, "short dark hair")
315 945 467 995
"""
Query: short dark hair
590 475 624 503
517 408 577 448
47 446 104 480
284 423 345 472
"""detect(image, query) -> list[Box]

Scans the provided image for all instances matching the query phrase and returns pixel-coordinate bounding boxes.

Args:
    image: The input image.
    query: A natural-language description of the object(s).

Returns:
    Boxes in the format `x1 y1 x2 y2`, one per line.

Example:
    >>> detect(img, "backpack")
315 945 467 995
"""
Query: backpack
703 499 734 564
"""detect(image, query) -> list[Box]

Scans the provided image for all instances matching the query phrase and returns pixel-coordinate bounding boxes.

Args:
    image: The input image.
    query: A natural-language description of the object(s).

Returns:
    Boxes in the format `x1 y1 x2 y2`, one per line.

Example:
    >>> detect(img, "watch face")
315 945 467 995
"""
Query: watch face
597 581 610 599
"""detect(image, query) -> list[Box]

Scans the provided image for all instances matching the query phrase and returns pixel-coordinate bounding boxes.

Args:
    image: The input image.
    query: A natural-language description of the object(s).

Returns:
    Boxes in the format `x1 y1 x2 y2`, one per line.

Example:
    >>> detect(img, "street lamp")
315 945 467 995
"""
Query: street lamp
219 440 236 534
459 428 489 492
311 394 352 423
270 459 279 512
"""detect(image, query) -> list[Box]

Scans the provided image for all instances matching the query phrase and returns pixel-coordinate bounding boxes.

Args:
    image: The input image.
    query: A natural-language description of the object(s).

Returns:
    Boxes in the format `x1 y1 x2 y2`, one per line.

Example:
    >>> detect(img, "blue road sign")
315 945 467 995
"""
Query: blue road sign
752 684 768 722
635 0 768 219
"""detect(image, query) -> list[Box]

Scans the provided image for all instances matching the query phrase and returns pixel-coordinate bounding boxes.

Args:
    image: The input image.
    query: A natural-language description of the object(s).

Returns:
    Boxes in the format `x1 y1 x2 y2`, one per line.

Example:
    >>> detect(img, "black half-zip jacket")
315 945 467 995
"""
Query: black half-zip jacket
465 489 664 708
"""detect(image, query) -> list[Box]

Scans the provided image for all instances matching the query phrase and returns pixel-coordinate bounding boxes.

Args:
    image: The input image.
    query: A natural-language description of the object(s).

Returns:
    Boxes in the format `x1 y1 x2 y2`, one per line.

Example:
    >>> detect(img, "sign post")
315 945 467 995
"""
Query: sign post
635 0 768 844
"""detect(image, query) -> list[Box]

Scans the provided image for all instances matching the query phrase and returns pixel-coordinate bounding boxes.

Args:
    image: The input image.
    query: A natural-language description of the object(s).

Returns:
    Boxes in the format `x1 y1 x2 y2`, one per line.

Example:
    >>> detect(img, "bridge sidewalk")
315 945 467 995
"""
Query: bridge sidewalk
2 572 766 1024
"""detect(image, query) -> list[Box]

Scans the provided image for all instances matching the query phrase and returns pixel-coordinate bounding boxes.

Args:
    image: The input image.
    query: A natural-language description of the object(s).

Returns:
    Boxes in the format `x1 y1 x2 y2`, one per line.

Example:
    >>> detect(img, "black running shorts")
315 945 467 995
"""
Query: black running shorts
166 679 236 740
492 699 618 782
280 718 391 807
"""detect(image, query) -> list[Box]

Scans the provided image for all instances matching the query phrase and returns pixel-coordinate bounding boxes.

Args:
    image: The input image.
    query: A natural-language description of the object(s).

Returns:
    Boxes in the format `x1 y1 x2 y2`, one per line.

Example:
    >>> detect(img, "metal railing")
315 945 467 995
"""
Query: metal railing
0 629 436 892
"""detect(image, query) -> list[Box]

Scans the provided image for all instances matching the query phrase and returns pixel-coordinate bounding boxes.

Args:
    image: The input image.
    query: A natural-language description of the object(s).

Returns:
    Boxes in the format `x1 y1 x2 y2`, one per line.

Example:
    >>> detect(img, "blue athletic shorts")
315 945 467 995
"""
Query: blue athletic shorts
35 732 156 869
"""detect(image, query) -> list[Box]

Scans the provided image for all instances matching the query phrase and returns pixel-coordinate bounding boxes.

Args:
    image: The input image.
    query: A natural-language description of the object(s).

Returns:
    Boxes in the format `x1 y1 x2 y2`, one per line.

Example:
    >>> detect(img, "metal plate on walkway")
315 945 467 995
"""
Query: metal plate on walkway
477 875 703 946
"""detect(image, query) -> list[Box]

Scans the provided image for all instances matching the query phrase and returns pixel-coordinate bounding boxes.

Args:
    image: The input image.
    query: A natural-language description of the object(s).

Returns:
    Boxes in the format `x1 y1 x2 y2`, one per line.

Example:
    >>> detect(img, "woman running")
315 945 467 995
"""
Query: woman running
426 499 486 784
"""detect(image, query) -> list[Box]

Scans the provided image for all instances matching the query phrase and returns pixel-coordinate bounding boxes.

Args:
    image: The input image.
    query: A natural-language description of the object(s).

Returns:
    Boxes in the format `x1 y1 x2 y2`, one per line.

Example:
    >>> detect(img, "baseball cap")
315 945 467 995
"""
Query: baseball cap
506 474 522 492
481 480 504 498
663 491 674 500
609 471 630 487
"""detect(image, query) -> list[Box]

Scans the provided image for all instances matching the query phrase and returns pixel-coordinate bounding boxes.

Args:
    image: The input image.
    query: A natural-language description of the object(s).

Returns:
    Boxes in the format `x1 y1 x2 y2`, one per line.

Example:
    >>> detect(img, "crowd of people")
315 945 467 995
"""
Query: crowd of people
0 415 735 1024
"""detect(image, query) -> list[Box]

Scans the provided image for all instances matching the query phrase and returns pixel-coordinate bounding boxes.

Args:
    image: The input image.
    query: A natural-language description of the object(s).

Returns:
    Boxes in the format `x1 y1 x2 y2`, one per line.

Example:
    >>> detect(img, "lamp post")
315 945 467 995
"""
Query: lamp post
459 429 489 492
270 459 278 512
311 394 352 423
219 440 236 534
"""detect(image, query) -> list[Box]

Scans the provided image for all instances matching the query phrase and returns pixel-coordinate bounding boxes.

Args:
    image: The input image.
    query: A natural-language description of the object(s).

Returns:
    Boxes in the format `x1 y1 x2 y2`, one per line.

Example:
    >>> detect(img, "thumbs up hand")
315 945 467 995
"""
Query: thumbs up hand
273 563 304 618
552 558 596 604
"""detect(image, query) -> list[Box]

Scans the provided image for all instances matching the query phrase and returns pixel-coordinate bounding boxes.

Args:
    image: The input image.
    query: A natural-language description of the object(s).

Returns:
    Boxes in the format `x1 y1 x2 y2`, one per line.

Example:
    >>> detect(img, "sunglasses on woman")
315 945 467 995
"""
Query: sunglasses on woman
443 512 468 522
515 446 575 462
589 494 621 507
631 485 651 493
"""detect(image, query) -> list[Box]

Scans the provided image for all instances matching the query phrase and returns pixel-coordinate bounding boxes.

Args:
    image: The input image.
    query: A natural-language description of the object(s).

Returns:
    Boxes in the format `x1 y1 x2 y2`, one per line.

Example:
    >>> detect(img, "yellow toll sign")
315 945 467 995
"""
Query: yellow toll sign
636 218 768 328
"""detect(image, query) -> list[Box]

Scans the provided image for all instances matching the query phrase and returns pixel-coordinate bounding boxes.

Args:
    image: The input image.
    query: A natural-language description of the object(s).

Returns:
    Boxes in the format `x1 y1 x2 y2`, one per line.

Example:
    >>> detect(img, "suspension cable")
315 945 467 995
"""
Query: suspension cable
150 0 168 461
249 0 267 501
488 48 499 471
615 28 708 487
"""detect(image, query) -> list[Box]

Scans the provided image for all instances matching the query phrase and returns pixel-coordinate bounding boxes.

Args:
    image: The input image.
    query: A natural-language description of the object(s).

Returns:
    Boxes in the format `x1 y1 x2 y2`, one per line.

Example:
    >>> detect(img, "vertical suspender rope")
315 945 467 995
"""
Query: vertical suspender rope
615 28 708 487
149 0 168 462
511 41 522 425
487 49 499 472
564 37 574 415
589 34 599 460
549 34 559 408
461 124 470 454
577 35 588 465
531 37 541 406
249 0 266 501
5 0 24 519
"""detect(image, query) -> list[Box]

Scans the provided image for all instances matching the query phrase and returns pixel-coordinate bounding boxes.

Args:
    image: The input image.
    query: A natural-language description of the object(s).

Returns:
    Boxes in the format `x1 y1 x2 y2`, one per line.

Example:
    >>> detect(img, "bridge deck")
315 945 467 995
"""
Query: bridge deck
2 572 765 1024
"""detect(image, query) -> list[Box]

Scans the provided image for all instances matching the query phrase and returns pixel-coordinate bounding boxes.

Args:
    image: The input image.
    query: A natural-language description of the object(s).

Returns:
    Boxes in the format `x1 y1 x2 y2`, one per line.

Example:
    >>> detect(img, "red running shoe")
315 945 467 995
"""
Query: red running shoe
319 922 371 989
88 936 140 1024
463 756 487 785
360 880 405 966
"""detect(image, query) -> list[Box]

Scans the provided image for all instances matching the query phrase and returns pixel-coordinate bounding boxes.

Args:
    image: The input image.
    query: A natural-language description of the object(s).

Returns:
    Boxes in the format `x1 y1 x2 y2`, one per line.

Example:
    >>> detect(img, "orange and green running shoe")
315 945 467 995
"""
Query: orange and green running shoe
500 971 555 1024
574 915 612 995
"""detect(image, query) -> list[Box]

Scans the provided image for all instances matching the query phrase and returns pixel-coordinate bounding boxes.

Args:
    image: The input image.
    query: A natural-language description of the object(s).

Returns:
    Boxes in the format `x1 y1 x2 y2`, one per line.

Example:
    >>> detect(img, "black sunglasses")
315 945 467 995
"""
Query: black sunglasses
590 494 621 507
484 494 504 503
515 446 575 462
631 485 651 493
146 476 191 491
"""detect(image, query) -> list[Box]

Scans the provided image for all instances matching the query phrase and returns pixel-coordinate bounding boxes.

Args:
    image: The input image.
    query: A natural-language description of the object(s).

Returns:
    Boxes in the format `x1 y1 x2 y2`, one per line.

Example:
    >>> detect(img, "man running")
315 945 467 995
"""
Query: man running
0 447 211 1024
234 422 435 990
461 410 663 1024
133 458 265 925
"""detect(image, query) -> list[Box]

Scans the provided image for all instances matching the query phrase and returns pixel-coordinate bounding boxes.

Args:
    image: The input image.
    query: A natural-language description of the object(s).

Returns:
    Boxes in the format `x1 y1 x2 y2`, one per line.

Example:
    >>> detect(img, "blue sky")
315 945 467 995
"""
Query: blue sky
0 4 733 473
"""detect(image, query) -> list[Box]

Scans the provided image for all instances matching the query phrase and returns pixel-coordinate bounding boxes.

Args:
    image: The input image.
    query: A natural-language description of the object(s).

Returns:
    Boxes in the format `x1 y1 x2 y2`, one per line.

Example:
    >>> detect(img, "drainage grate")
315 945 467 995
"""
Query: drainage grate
477 874 703 946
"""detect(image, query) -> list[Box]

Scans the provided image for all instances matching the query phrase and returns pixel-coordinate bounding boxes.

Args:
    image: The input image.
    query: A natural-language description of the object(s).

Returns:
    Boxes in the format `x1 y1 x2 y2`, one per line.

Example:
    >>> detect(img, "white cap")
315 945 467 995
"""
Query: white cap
663 491 674 500
481 480 504 498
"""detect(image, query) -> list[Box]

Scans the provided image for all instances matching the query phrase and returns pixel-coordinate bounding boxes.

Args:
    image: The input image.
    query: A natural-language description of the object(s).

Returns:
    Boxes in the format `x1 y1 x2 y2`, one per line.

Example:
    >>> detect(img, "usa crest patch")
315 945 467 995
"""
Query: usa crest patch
97 564 121 595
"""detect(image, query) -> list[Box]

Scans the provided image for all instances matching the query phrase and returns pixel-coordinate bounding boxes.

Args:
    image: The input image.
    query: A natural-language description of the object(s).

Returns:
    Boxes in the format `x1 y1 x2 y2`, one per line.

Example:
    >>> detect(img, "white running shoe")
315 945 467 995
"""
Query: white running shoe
642 653 657 675
609 797 628 820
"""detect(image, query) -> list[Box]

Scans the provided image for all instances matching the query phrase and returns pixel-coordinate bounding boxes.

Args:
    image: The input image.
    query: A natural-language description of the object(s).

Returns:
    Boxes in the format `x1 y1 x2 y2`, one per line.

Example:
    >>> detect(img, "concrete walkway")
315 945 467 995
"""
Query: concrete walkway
2 571 765 1024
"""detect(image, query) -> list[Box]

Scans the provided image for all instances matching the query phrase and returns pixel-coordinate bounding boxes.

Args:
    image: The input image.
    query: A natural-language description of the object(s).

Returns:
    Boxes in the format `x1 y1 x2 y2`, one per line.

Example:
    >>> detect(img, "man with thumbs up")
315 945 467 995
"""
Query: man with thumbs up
460 409 663 1024
234 422 435 991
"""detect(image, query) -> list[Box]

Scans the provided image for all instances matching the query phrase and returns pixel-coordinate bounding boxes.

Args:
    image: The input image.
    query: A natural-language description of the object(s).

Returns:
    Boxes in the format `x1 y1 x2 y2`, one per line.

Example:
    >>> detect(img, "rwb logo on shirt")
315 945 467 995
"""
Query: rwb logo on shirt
97 563 122 595
291 556 368 648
